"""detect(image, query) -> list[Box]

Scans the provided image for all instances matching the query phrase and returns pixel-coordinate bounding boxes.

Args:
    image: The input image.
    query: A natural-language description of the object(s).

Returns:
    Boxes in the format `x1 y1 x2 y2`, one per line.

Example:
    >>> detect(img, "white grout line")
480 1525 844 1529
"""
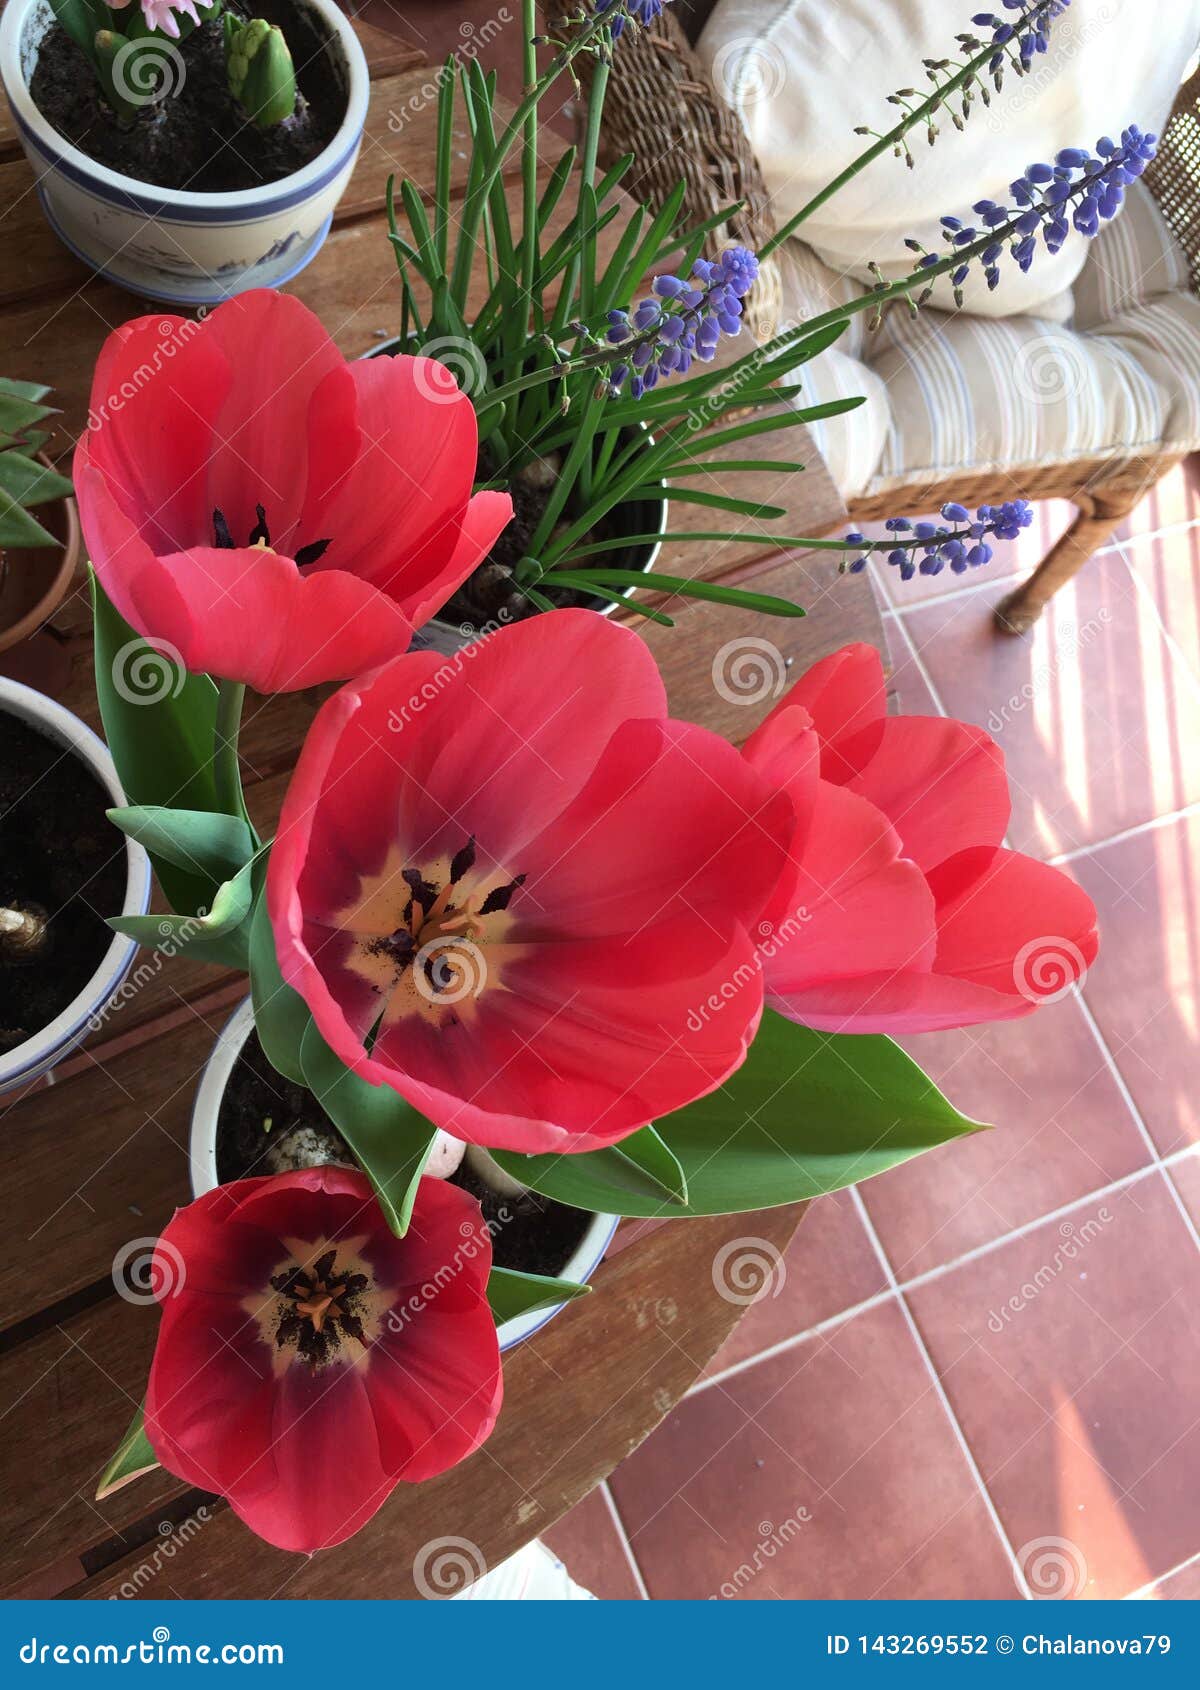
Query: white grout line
1126 1543 1200 1600
599 1478 652 1600
1117 537 1200 692
1048 803 1200 866
691 1288 899 1394
849 1186 1031 1599
695 1150 1200 1399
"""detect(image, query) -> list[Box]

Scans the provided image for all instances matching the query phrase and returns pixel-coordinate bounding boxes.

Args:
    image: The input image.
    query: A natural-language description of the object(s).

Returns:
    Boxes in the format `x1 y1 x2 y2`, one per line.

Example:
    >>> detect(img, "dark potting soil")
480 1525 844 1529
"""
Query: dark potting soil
0 713 127 1054
423 445 654 632
29 6 345 194
217 1029 592 1279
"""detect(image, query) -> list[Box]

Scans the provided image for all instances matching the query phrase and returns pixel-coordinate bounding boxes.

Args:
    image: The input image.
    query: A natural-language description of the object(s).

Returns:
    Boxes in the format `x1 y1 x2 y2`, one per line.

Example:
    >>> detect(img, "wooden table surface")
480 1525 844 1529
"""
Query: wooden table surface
0 20 887 1599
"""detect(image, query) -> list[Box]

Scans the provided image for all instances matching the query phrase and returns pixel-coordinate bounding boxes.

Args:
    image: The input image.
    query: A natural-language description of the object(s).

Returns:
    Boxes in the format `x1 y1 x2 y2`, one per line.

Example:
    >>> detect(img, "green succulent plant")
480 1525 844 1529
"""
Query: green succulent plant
0 380 73 552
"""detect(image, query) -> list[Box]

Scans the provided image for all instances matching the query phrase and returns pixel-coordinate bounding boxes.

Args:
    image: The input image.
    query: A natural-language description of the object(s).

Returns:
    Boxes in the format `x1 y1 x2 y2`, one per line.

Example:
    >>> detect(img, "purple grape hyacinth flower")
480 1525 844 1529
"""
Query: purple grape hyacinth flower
605 245 759 398
843 502 1035 581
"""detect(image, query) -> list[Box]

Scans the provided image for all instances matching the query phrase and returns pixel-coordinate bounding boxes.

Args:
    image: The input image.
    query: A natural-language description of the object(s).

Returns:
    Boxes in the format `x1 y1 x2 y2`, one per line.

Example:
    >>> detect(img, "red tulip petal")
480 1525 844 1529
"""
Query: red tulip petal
840 716 1011 871
756 642 887 782
127 546 414 691
203 291 346 550
397 490 516 631
368 1315 503 1484
368 919 767 1149
518 717 790 939
763 779 936 992
930 846 1100 999
768 967 1037 1034
82 313 232 554
303 356 479 597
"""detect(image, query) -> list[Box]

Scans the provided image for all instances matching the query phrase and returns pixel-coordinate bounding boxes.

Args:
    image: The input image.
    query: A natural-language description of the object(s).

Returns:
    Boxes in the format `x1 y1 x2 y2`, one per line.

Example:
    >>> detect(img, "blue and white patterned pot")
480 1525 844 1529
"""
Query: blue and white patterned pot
0 0 369 307
0 678 151 1098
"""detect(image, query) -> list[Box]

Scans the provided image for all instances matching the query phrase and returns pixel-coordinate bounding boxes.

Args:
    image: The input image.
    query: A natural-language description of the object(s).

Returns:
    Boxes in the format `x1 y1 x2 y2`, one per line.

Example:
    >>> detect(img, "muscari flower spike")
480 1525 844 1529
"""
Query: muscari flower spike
604 245 759 399
973 1 1072 72
908 125 1158 301
595 0 672 39
842 501 1035 582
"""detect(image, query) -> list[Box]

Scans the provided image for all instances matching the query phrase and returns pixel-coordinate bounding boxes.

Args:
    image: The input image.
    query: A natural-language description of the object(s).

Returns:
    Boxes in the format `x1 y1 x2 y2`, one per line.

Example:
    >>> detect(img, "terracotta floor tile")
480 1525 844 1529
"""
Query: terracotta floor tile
869 500 1078 610
607 1301 1016 1599
542 1486 644 1600
903 549 1200 857
1113 457 1200 545
1165 1148 1200 1233
907 1175 1200 1598
859 996 1150 1279
1070 814 1200 1158
1121 526 1200 682
700 1191 888 1381
1150 1555 1200 1599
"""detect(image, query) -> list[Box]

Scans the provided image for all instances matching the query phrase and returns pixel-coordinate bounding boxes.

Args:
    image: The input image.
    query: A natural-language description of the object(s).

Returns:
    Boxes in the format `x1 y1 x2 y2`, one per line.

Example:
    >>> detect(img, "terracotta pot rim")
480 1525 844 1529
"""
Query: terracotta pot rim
0 451 80 653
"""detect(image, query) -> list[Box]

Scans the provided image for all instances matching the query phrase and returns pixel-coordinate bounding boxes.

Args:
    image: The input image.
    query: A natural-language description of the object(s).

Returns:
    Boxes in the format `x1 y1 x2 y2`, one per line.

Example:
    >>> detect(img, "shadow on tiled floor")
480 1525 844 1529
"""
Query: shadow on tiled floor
562 464 1200 1601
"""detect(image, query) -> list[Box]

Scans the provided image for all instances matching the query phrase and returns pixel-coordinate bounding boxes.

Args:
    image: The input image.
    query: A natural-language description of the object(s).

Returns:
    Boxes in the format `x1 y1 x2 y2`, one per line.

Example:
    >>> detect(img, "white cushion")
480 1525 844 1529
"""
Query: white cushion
699 0 1200 320
774 183 1200 497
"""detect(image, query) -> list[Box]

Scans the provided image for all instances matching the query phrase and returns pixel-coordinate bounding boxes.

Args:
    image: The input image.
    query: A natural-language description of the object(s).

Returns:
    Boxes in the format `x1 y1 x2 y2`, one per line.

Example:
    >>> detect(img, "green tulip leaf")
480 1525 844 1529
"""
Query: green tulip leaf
487 1265 591 1327
496 1011 986 1217
91 573 223 917
107 805 256 886
247 880 312 1086
299 1019 437 1238
95 1402 159 1502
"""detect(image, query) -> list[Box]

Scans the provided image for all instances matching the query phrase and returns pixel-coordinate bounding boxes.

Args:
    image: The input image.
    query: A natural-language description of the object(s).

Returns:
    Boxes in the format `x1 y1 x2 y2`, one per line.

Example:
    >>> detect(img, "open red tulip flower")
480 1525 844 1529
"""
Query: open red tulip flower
144 1166 501 1554
75 290 512 692
745 644 1099 1034
267 609 792 1153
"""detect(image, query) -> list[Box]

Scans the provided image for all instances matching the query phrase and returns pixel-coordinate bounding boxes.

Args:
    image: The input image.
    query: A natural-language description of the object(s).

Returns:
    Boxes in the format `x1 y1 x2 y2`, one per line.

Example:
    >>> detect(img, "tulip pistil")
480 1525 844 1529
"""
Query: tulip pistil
271 1246 369 1367
365 836 527 1000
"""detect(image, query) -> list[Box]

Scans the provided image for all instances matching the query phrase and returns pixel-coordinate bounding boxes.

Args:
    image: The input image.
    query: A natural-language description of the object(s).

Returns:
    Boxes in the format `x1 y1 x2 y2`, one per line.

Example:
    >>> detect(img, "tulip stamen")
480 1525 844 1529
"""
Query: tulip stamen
209 506 332 568
270 1248 370 1367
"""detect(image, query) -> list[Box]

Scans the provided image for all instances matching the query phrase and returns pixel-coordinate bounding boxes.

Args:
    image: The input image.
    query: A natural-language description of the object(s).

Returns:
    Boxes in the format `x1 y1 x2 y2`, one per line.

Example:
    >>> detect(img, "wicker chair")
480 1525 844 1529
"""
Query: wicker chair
554 1 1200 635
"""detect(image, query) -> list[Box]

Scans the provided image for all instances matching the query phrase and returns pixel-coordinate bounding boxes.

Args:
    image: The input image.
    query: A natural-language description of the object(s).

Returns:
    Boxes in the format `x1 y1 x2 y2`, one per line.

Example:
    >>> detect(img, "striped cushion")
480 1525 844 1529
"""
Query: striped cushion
775 182 1200 497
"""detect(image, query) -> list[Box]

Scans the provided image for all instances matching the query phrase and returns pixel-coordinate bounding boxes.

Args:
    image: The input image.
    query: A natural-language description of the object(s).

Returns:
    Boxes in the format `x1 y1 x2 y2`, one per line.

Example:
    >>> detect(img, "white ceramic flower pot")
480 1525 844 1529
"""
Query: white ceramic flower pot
0 0 369 307
189 995 619 1350
0 677 151 1095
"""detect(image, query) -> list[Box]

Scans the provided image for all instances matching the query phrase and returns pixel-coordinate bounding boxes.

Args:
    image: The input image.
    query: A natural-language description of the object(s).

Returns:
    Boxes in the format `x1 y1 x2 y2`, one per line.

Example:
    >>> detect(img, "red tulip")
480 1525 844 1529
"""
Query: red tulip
267 610 792 1152
746 644 1099 1033
144 1166 501 1553
76 291 512 692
